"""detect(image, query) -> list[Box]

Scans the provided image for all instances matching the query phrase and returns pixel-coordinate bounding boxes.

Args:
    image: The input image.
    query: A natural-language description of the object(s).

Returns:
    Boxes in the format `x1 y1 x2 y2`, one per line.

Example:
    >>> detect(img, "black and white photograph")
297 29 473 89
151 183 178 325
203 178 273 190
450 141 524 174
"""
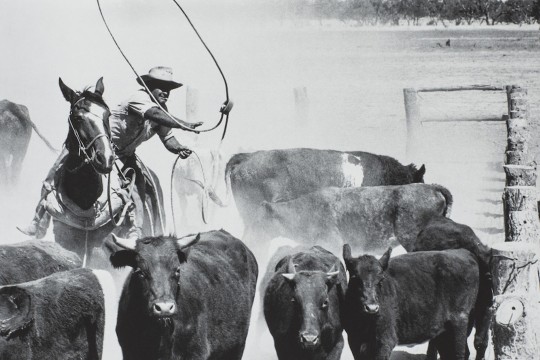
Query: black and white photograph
1 0 540 359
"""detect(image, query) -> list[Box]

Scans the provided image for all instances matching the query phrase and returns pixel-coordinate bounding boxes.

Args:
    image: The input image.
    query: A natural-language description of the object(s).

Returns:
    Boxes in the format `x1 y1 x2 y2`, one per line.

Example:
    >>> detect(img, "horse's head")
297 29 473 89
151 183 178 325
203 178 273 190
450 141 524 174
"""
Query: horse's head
59 77 114 174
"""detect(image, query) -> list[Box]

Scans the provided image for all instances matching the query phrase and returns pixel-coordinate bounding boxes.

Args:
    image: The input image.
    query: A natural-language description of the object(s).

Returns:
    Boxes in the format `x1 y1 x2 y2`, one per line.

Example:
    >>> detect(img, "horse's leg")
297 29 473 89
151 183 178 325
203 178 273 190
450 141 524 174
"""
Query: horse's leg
53 221 86 262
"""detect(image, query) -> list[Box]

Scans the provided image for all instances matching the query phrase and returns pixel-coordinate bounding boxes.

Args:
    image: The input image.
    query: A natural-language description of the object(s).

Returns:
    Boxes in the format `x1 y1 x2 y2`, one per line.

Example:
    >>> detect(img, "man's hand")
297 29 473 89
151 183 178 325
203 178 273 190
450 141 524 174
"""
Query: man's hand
163 136 193 158
175 145 192 159
185 122 203 130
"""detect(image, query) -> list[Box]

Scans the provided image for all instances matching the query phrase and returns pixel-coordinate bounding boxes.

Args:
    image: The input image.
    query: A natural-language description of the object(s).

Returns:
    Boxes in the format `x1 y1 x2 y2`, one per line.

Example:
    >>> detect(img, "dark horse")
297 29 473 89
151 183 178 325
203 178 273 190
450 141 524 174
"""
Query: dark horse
52 78 162 265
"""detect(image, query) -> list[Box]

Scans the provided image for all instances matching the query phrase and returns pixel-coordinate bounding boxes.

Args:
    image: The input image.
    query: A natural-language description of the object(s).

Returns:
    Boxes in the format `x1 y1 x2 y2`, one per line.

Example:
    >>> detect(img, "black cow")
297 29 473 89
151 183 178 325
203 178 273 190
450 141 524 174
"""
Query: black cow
208 148 425 228
107 229 258 360
0 268 117 360
342 245 480 360
0 240 81 285
412 216 493 360
246 183 452 258
264 246 347 360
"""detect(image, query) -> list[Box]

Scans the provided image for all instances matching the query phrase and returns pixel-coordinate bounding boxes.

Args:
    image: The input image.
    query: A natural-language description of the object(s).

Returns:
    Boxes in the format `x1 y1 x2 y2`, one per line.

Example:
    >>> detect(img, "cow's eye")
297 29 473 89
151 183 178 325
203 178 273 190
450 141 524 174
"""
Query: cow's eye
321 299 329 309
291 297 296 303
378 278 384 288
174 267 181 278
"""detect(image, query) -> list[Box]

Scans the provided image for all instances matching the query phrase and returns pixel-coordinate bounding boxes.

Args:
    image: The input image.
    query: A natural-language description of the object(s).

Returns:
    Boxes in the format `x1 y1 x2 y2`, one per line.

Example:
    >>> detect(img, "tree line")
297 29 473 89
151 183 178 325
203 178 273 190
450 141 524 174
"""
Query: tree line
278 0 540 25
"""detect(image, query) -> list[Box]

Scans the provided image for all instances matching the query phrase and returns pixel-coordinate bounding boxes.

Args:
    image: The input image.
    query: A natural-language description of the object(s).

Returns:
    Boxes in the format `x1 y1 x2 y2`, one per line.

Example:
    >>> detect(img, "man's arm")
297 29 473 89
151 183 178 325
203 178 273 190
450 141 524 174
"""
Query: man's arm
143 107 202 130
157 127 192 159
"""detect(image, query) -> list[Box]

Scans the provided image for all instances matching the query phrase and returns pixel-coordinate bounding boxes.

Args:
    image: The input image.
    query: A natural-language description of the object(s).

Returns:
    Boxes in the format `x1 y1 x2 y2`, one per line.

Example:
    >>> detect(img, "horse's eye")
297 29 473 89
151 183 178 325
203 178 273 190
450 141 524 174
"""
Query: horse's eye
134 268 146 279
174 267 181 278
291 297 296 303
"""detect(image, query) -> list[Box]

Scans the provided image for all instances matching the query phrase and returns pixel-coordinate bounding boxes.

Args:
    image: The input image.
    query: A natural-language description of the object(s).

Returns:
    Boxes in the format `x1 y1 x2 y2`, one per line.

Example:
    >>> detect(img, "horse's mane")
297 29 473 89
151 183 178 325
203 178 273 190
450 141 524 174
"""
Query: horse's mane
78 88 109 109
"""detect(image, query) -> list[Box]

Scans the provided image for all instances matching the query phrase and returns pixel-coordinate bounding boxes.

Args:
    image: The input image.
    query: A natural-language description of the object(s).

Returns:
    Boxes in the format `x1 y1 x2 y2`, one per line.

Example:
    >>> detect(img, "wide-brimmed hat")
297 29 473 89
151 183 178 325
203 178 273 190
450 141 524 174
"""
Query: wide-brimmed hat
136 66 183 91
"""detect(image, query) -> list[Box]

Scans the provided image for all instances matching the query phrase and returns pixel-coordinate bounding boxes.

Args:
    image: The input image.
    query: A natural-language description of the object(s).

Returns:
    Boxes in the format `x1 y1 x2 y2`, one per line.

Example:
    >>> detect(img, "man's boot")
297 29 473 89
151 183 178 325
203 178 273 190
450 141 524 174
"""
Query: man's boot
17 203 51 239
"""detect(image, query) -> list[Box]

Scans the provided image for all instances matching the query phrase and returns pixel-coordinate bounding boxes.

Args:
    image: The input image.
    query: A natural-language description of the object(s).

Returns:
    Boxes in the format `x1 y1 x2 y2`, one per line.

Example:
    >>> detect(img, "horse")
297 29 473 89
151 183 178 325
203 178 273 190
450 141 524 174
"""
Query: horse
50 77 162 266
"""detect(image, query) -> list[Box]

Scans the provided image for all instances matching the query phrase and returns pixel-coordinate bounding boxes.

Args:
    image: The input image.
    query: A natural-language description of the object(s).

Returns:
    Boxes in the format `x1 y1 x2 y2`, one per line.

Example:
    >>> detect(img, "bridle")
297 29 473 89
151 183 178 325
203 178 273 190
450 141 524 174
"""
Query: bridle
66 96 112 173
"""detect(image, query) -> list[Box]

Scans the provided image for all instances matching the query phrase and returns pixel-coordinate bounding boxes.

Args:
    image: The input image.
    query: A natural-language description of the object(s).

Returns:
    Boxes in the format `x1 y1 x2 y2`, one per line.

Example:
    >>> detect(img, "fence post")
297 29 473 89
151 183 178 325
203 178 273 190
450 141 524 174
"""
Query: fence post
294 86 309 123
186 86 199 123
403 88 422 163
492 85 540 360
502 86 540 245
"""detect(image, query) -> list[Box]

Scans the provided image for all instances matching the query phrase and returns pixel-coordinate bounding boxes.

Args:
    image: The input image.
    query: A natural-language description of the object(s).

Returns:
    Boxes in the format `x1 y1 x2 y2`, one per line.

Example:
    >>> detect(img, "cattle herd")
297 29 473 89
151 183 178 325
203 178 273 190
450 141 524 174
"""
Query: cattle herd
0 147 495 360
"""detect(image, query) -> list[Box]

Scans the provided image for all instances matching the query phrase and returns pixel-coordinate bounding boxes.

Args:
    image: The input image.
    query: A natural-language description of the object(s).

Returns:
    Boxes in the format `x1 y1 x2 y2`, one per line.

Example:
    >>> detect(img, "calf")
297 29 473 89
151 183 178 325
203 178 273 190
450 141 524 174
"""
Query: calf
107 229 258 360
413 216 493 360
0 240 81 285
264 246 347 360
0 268 116 360
246 183 452 258
342 245 480 360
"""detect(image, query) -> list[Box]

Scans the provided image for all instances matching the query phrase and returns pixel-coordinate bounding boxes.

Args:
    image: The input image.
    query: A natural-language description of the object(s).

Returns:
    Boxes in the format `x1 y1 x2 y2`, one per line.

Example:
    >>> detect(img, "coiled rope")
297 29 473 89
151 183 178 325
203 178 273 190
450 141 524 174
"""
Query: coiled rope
96 0 231 234
96 0 232 140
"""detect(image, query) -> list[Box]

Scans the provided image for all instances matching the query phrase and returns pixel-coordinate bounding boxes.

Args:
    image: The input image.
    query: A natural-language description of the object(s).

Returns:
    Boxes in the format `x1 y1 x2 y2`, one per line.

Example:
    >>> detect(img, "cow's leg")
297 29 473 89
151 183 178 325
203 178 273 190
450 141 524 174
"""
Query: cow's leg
448 319 470 360
432 333 451 360
346 331 373 360
426 340 438 360
274 341 301 360
474 279 493 360
327 334 345 360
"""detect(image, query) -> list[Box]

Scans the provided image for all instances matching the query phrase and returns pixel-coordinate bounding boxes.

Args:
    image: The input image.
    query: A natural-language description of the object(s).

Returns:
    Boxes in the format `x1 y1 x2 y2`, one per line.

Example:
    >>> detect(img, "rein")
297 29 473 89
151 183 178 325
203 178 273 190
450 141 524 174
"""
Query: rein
66 97 111 173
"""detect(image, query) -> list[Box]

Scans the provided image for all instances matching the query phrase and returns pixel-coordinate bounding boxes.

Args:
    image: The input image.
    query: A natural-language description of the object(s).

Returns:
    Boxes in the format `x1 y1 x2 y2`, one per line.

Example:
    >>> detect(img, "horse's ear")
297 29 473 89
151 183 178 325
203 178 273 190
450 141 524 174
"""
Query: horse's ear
95 77 104 96
59 78 77 104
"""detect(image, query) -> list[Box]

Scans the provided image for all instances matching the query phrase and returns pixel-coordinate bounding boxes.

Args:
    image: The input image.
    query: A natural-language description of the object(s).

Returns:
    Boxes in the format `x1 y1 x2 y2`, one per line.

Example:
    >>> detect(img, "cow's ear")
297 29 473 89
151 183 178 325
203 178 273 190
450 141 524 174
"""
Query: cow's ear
105 235 138 268
342 244 353 269
59 78 77 104
0 286 33 340
109 250 137 269
379 247 392 271
414 164 426 183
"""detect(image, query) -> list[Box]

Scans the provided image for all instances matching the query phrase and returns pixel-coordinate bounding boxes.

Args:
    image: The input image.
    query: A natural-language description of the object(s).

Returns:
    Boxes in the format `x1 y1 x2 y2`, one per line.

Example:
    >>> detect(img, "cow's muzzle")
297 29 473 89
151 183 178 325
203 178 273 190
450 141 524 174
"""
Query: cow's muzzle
300 331 320 350
152 301 177 317
363 303 379 314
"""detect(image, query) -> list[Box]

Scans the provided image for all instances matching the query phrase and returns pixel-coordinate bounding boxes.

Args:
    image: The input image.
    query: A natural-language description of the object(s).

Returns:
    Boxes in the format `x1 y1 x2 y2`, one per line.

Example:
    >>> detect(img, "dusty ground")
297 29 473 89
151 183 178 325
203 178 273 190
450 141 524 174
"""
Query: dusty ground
2 1 540 358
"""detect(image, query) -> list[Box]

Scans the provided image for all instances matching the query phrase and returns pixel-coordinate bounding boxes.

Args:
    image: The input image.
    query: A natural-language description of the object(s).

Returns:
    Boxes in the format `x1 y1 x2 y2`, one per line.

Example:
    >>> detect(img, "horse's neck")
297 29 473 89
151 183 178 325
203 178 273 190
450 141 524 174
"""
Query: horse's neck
63 155 103 210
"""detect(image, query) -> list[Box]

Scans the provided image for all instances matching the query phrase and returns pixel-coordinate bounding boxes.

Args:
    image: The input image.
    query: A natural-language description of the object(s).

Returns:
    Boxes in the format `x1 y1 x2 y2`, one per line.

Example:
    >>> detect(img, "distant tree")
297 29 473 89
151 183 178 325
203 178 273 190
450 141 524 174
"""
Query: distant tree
344 0 378 24
501 0 536 24
534 0 540 22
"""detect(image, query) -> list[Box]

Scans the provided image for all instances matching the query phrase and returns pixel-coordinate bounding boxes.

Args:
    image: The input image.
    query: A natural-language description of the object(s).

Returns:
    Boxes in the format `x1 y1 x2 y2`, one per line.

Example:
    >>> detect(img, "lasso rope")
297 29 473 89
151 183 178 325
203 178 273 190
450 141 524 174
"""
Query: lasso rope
95 0 232 140
170 150 211 235
96 0 232 234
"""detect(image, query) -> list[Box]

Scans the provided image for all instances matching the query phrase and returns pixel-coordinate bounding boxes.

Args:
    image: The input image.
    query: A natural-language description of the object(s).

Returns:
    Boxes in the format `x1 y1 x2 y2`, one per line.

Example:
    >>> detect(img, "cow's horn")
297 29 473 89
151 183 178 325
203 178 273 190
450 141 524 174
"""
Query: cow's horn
176 233 201 250
111 234 136 250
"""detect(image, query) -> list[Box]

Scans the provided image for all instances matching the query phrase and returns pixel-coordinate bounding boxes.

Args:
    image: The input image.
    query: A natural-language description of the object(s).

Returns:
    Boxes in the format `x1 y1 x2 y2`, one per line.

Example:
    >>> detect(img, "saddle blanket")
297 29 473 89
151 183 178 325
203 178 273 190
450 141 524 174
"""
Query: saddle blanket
43 174 131 231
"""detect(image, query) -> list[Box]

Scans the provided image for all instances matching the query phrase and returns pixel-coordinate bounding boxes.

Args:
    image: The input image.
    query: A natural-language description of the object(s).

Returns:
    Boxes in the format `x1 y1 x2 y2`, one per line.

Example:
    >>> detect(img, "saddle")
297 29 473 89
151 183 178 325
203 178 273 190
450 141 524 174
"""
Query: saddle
42 168 134 231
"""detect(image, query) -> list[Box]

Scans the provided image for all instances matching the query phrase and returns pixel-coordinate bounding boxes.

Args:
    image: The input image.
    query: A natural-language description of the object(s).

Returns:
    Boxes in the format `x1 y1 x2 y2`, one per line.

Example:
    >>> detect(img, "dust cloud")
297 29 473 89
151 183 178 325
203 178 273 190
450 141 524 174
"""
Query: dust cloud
2 0 539 359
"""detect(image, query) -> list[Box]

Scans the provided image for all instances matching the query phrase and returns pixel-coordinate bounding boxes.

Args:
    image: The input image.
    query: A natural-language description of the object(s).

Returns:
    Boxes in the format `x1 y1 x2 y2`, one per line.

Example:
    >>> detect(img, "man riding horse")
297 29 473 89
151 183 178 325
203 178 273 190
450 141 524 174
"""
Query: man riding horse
18 66 202 240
